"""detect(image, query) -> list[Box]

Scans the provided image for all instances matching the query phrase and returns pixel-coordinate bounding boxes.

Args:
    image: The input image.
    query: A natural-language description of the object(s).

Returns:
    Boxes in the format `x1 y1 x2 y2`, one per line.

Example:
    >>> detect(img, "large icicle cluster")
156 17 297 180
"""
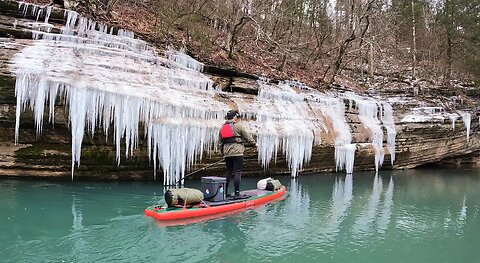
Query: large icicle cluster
342 93 397 171
313 94 356 174
19 1 52 22
148 118 220 185
253 81 315 176
12 2 401 182
166 48 205 72
233 80 396 176
13 3 225 183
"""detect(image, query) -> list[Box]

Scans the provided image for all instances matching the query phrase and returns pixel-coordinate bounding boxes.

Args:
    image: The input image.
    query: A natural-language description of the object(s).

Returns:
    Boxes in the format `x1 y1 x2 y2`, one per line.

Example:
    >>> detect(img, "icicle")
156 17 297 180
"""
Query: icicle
150 118 220 185
32 78 47 137
460 112 471 142
253 80 315 177
345 93 385 171
281 124 314 177
12 11 226 183
256 120 280 169
117 29 135 38
68 87 87 179
48 83 61 125
14 74 27 144
335 144 356 174
21 2 28 16
36 9 42 21
44 6 52 23
166 49 205 72
319 96 355 173
62 10 78 35
382 102 397 165
450 115 458 131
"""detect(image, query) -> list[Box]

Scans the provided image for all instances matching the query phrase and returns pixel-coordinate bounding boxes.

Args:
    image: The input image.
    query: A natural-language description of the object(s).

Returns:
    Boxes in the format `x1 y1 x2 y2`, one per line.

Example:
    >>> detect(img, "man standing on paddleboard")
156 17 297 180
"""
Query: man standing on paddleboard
219 110 257 199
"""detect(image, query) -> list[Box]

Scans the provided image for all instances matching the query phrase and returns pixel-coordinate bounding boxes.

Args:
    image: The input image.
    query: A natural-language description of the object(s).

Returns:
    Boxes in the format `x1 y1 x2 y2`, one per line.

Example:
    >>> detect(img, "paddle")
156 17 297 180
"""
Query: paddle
173 147 257 186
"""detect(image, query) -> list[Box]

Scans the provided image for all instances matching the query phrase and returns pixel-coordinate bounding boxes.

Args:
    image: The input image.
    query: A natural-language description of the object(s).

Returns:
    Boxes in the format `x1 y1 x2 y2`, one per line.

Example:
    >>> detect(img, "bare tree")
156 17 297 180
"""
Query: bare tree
322 0 376 85
411 0 417 79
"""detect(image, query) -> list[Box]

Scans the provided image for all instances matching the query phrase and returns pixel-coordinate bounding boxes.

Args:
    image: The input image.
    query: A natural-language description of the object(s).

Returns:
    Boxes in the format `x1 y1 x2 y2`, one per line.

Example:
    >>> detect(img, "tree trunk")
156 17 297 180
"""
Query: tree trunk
369 41 374 79
228 16 249 59
411 0 417 80
447 34 452 80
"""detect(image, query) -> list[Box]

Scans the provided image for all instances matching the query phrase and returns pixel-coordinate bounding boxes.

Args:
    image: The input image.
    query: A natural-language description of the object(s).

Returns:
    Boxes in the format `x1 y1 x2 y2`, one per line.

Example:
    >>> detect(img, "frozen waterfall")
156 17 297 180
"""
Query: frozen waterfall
13 3 224 182
235 81 362 175
343 93 397 171
12 2 402 182
382 102 397 165
253 81 315 176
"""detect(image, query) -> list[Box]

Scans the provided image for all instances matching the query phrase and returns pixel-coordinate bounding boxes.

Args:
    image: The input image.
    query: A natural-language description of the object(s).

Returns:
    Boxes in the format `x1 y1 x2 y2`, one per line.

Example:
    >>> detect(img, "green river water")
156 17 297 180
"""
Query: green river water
1 169 479 263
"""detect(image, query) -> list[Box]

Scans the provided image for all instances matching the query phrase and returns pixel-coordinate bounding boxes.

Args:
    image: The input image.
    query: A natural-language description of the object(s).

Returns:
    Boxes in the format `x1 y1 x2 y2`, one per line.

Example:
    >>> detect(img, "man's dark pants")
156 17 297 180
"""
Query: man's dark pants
225 156 244 195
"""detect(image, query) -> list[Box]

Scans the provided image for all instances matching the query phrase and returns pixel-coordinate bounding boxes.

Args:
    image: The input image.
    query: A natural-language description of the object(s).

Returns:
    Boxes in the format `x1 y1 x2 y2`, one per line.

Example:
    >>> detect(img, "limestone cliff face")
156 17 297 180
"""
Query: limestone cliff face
0 0 478 181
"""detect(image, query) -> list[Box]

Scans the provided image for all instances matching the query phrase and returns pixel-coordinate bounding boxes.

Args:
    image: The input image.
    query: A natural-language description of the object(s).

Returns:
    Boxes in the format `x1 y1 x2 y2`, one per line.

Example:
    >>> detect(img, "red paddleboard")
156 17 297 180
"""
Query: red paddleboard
145 186 286 222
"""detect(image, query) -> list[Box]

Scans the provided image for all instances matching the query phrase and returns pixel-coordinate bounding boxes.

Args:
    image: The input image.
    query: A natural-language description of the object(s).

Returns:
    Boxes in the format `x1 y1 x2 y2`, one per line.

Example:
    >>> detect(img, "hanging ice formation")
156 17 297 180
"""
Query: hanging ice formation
451 112 471 142
19 1 52 23
343 93 397 171
166 48 205 72
319 95 356 174
308 89 356 174
234 80 361 175
460 112 471 142
450 115 458 130
12 2 400 181
253 81 315 176
13 3 225 184
382 102 397 165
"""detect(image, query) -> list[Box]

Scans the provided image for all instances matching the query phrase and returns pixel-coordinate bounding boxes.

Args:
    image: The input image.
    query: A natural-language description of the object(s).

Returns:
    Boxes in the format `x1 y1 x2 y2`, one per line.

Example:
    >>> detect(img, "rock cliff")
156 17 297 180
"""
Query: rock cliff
0 0 478 181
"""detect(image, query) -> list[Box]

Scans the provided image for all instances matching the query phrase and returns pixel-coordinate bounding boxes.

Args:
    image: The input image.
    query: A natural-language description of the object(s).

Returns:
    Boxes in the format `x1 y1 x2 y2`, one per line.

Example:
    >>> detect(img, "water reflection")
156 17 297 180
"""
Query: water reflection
321 173 353 241
242 178 311 258
285 178 311 227
377 176 394 234
70 196 87 262
459 195 467 221
453 195 468 235
2 170 480 263
352 173 384 236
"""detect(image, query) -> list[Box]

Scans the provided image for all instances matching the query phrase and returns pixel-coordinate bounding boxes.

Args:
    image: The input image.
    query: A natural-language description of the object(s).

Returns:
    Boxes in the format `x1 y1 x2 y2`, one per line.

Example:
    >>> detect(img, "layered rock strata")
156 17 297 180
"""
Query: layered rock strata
0 0 478 181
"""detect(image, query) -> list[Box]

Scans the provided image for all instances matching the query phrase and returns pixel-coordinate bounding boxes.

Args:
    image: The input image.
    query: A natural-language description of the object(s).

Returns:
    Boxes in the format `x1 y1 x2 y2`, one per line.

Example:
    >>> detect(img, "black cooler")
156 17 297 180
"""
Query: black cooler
201 176 226 202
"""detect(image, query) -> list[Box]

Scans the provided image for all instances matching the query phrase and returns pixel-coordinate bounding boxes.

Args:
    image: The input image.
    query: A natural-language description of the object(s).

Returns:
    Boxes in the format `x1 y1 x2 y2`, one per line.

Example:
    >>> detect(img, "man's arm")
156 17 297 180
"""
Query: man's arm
218 130 224 154
237 124 256 146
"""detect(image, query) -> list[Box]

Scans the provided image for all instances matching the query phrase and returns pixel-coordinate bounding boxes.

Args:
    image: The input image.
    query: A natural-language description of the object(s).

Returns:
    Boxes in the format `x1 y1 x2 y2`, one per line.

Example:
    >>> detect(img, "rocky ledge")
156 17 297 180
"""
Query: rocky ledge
0 0 478 181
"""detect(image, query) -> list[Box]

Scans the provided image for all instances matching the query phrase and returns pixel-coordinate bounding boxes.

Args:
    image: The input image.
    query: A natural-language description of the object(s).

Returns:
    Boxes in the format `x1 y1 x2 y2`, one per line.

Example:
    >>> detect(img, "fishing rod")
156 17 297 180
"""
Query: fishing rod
173 147 257 186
